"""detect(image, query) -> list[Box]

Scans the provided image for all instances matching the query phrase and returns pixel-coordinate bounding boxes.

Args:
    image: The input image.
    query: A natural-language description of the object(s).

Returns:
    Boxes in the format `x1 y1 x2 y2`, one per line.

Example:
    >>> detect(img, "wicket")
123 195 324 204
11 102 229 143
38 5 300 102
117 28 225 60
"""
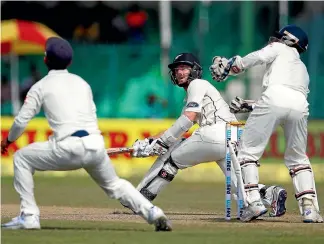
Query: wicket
225 121 246 220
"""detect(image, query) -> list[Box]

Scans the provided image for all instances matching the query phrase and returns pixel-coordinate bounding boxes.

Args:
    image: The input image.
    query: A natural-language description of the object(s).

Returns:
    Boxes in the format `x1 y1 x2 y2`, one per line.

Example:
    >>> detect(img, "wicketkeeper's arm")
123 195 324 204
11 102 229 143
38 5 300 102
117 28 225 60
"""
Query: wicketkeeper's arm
237 42 281 70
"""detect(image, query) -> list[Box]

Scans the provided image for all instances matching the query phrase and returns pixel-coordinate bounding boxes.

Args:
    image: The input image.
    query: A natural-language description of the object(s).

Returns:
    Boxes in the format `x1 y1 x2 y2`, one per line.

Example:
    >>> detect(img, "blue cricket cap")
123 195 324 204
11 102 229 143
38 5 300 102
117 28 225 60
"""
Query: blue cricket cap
45 37 73 66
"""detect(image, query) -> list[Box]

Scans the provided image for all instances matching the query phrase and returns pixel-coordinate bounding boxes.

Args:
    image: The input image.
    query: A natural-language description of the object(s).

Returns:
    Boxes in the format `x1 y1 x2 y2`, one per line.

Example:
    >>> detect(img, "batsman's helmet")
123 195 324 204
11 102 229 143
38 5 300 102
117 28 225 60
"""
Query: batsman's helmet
272 25 308 53
168 53 203 87
44 37 73 69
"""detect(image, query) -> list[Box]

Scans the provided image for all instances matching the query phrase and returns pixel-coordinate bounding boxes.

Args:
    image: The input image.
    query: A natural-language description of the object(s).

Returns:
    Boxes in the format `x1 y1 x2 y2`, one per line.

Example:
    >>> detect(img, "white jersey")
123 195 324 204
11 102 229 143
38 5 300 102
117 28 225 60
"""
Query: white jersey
8 70 101 142
183 79 236 126
239 42 310 110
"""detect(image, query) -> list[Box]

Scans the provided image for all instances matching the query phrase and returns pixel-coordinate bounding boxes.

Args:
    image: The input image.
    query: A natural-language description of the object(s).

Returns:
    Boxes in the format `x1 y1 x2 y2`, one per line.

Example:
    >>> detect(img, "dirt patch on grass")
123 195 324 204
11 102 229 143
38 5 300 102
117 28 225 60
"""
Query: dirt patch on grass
1 204 305 227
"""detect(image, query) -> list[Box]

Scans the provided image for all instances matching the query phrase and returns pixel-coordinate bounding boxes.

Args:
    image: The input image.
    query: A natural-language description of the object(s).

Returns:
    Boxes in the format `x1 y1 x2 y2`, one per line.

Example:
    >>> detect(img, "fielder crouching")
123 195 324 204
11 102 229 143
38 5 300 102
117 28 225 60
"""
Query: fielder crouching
131 53 287 218
1 37 172 231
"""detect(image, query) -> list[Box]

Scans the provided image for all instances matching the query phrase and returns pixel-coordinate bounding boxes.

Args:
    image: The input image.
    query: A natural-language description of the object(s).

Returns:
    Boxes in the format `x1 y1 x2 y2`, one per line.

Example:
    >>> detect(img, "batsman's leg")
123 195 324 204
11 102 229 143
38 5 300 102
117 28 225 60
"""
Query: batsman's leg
137 131 226 203
283 110 323 223
136 139 185 201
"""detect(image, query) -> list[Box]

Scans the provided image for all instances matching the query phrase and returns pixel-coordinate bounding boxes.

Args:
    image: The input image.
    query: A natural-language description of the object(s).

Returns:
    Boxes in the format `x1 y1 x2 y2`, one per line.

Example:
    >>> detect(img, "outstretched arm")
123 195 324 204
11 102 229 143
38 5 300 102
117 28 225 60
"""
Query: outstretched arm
1 83 43 154
210 43 281 82
236 43 280 70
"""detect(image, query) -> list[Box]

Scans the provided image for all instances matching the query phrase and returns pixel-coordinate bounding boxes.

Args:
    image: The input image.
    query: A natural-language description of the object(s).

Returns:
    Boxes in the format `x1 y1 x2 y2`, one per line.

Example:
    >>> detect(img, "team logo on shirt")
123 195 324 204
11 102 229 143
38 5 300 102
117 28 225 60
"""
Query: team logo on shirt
186 102 199 108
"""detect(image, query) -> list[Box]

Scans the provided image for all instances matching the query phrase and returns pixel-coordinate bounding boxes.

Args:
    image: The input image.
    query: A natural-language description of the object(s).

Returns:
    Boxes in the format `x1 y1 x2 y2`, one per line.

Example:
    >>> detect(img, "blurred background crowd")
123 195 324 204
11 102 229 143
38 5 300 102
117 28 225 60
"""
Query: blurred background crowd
1 1 324 119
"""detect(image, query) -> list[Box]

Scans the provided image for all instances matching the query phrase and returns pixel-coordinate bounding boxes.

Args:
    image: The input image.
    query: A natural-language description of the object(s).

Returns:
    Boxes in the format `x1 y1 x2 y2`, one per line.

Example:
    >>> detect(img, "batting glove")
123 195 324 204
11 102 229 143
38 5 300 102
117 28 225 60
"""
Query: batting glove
143 138 169 156
131 138 151 157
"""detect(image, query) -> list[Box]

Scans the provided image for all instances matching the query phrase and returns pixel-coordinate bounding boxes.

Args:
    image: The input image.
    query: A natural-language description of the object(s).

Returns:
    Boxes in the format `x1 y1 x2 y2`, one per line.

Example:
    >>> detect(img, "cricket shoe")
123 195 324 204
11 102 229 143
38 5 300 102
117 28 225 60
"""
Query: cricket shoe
269 187 287 217
302 199 323 223
2 213 40 230
240 200 268 222
148 206 172 231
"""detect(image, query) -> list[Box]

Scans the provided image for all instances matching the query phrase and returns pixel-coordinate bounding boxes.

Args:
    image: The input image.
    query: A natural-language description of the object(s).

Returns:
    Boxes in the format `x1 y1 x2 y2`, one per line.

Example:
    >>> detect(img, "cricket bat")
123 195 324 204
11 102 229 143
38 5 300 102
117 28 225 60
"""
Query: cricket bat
106 147 134 156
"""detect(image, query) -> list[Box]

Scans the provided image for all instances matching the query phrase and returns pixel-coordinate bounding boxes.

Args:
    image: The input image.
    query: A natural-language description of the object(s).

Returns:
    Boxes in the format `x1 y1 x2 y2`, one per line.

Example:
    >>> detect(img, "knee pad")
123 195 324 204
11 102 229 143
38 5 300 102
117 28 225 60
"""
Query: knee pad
240 161 260 192
159 156 179 181
139 156 179 201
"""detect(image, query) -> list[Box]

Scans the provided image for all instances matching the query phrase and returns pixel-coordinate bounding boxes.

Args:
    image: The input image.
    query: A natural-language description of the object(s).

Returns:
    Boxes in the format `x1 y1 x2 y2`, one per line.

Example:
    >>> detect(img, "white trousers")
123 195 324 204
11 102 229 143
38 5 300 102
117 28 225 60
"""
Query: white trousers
13 134 154 222
136 122 277 208
237 97 319 209
237 103 310 166
137 123 242 200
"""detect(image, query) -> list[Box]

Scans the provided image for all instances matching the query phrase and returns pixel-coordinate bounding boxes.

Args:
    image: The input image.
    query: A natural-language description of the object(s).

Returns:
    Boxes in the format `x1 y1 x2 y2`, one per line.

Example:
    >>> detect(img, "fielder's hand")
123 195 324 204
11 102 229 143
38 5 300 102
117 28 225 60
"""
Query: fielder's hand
229 96 254 114
1 138 11 155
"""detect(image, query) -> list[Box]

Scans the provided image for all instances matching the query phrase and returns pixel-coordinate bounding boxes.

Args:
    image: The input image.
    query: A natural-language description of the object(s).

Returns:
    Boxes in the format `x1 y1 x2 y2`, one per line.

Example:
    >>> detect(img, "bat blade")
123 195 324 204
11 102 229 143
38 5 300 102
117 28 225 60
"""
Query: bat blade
106 147 134 156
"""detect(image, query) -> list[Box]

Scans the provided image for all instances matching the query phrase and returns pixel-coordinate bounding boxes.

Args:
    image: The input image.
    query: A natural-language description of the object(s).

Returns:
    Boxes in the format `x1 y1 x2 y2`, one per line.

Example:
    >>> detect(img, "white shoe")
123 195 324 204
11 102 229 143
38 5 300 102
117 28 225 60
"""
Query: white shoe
148 206 172 231
1 214 40 230
241 200 268 222
302 199 323 223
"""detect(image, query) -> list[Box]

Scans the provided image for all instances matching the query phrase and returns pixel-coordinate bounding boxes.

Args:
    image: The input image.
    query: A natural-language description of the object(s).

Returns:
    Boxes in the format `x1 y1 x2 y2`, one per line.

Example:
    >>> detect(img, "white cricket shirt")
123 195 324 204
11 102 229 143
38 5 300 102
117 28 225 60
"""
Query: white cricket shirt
8 70 101 142
183 79 237 126
237 42 310 109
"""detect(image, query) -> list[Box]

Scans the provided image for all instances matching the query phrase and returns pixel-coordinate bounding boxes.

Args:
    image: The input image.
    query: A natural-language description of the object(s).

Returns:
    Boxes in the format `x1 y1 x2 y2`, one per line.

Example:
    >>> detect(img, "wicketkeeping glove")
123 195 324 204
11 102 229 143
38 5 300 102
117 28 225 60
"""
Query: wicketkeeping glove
229 96 254 114
209 56 240 82
209 56 230 82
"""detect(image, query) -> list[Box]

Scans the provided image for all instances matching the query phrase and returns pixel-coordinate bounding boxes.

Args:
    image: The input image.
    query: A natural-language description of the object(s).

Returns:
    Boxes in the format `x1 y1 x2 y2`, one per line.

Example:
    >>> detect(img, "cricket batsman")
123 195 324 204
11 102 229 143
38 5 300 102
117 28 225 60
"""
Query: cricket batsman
1 37 172 231
130 53 287 217
210 25 323 223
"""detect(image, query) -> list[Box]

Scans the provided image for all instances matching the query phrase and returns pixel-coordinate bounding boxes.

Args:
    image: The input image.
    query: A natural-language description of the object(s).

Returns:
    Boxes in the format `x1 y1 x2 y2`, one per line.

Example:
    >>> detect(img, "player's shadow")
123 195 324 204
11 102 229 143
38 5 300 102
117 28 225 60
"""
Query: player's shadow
207 217 264 223
41 226 150 232
114 211 217 216
206 217 297 223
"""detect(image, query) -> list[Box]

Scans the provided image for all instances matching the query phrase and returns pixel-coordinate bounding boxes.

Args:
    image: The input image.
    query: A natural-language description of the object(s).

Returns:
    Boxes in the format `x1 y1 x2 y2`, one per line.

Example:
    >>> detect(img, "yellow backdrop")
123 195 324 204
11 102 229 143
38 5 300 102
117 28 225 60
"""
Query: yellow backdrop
1 117 323 182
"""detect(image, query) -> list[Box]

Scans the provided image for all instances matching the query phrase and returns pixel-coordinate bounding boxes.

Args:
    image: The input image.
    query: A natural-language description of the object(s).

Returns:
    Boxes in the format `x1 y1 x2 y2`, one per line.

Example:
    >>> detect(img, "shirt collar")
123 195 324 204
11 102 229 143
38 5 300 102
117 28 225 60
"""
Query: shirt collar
48 69 69 75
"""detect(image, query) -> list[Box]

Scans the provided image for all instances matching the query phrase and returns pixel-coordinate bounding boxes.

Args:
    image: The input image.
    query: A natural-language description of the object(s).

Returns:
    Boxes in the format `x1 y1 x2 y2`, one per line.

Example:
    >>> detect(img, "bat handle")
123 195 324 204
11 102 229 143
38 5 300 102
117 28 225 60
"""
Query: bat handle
106 147 134 156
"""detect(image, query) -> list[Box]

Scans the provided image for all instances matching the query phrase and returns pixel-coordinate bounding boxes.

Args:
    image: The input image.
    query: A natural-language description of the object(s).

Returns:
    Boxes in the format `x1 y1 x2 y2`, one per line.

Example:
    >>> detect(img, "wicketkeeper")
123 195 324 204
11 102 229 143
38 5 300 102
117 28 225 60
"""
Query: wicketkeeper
210 25 322 223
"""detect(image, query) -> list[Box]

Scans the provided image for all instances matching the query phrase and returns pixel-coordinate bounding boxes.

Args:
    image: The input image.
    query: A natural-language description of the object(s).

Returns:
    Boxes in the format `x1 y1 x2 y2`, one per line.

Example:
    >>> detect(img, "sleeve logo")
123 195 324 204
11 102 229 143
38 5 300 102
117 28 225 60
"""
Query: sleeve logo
231 66 241 74
186 102 199 108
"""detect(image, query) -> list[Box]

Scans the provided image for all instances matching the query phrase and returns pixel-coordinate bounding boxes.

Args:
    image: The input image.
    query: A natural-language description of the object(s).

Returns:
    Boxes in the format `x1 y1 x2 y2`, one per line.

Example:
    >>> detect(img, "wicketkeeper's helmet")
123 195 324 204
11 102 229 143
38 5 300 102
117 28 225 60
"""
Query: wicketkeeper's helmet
272 25 308 53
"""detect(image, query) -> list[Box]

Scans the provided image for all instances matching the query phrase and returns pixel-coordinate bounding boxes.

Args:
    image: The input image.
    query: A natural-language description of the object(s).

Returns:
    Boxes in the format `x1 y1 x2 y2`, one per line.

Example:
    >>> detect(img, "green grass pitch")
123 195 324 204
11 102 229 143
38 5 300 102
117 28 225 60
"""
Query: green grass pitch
2 175 324 244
